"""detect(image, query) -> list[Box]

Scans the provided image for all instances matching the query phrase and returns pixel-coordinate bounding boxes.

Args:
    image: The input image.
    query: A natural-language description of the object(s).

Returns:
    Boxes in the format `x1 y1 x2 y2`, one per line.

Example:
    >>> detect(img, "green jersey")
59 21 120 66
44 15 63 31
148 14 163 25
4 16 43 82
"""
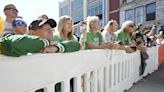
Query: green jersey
52 35 80 52
53 35 62 43
0 34 50 57
115 29 131 45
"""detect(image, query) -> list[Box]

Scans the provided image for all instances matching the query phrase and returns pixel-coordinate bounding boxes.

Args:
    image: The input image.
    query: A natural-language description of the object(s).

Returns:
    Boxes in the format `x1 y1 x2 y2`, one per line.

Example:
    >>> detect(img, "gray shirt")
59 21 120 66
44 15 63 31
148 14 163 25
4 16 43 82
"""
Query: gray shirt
102 30 117 43
3 21 14 36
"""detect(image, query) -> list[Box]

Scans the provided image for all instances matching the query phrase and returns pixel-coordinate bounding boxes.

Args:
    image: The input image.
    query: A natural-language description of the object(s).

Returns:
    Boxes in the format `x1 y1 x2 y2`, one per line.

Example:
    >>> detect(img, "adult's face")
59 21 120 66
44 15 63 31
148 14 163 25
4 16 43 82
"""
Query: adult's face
126 24 136 33
4 8 18 19
32 24 53 41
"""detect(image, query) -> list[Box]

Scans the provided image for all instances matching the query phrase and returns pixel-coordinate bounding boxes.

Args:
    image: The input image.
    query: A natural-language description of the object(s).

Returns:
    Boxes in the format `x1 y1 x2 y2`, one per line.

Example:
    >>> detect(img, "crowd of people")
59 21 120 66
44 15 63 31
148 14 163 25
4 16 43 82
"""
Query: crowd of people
0 3 164 92
0 4 163 57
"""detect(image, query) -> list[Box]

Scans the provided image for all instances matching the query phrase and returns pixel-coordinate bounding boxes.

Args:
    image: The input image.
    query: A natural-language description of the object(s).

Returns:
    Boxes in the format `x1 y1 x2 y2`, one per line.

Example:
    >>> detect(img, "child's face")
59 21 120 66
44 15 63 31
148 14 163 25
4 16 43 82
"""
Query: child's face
110 22 118 32
91 21 100 31
14 25 26 35
63 20 72 33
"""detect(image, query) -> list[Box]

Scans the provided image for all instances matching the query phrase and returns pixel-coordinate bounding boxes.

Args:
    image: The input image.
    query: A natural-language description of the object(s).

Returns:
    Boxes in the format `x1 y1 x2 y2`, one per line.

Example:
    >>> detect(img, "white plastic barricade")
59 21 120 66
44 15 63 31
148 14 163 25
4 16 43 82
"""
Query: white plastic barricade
109 50 141 92
0 48 159 92
0 50 109 92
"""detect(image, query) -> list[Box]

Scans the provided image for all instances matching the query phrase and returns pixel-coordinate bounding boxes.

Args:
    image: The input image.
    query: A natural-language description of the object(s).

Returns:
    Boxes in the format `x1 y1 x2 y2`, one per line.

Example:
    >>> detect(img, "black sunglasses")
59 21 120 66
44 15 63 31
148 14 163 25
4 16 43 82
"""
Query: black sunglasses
5 8 18 12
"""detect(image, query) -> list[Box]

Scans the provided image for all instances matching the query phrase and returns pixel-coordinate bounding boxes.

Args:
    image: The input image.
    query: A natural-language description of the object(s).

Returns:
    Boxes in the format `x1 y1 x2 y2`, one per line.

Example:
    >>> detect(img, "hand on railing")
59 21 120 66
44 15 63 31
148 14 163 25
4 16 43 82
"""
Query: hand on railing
40 46 58 53
104 42 114 49
125 46 135 53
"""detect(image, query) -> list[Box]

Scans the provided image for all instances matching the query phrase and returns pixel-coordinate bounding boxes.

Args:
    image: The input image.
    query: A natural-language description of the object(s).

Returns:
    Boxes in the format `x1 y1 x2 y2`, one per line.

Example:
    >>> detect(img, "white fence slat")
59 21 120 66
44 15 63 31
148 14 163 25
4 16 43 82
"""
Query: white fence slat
98 67 104 92
74 75 81 92
104 66 109 92
84 72 91 92
63 79 70 92
45 84 54 92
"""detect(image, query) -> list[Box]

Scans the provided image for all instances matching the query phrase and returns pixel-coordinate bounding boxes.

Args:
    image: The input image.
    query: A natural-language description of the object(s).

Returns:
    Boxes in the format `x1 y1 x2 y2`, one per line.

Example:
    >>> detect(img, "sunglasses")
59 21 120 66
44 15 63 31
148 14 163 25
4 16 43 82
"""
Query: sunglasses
5 8 18 13
129 25 134 28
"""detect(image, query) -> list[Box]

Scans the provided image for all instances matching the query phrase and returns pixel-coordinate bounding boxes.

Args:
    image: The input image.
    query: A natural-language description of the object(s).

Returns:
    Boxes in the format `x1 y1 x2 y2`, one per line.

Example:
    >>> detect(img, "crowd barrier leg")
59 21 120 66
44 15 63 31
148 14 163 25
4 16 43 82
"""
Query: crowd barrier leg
84 72 91 92
104 66 110 92
92 69 98 92
74 75 81 92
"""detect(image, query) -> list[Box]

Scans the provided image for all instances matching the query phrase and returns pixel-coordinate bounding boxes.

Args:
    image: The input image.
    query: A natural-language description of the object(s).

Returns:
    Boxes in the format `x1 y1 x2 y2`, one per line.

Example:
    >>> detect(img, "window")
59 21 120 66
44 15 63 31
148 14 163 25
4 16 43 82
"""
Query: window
135 7 144 24
146 3 156 21
87 2 102 16
72 11 83 23
61 5 69 16
125 9 133 21
88 0 95 3
71 0 83 10
100 19 103 28
126 0 134 3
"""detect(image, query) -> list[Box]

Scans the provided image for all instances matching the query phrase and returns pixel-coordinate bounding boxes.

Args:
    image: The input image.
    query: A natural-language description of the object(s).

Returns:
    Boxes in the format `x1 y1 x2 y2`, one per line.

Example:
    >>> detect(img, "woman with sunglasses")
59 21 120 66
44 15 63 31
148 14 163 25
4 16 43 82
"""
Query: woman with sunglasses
3 4 18 36
115 21 136 53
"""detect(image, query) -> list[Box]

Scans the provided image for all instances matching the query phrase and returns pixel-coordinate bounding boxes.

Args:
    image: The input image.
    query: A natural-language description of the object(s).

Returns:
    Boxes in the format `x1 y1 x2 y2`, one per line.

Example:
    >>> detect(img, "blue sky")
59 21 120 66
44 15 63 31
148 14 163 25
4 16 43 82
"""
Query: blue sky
0 0 61 25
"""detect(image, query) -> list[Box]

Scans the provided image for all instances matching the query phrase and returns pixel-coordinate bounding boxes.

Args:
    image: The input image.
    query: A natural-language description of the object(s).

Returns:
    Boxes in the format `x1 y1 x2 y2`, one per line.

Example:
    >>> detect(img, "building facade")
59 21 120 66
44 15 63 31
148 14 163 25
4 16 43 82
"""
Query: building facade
109 0 120 24
59 0 111 38
59 0 71 16
59 0 110 26
120 0 164 31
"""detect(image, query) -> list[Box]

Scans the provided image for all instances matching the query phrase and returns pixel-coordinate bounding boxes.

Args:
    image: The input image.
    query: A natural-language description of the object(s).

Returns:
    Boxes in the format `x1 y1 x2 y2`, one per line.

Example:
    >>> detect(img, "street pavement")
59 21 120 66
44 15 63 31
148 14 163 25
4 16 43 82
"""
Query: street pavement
125 64 164 92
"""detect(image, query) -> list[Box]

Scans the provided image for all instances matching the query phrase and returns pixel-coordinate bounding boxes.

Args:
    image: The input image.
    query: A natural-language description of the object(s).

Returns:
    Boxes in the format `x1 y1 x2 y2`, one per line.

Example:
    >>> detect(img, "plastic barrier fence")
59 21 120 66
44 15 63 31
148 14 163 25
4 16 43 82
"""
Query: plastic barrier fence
0 47 158 92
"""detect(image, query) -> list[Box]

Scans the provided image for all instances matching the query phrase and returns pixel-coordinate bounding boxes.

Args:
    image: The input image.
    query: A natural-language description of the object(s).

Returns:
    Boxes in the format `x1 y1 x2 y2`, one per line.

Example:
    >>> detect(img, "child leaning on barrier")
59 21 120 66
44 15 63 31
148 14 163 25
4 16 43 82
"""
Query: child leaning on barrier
52 15 81 52
53 15 78 43
102 20 118 43
52 15 81 92
102 20 133 52
0 18 80 57
80 16 114 49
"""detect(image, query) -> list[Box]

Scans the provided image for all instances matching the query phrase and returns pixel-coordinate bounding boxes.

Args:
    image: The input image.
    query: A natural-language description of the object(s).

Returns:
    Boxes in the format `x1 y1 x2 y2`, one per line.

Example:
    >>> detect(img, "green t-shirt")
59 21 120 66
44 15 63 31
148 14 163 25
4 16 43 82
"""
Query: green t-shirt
115 29 131 45
82 30 103 49
53 35 77 43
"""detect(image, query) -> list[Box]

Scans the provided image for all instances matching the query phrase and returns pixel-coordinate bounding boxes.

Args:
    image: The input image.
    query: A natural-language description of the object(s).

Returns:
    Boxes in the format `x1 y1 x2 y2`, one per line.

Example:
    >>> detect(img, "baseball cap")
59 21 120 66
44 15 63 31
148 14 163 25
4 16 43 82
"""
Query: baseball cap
29 19 57 30
13 18 27 27
4 4 18 13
